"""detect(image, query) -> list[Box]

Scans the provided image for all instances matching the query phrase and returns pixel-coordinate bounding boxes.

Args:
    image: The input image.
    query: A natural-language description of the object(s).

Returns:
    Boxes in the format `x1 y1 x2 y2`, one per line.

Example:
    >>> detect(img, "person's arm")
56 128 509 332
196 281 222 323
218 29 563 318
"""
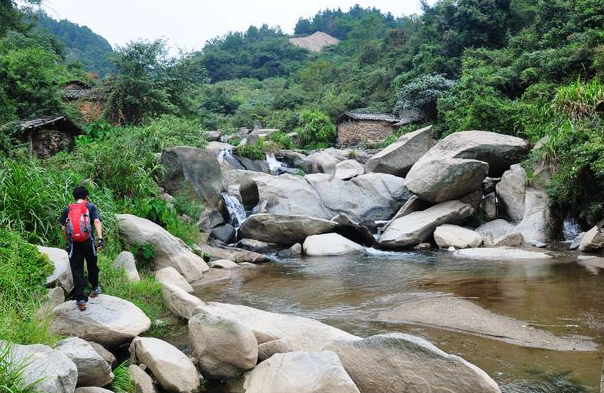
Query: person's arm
61 226 68 243
59 207 68 244
94 219 103 241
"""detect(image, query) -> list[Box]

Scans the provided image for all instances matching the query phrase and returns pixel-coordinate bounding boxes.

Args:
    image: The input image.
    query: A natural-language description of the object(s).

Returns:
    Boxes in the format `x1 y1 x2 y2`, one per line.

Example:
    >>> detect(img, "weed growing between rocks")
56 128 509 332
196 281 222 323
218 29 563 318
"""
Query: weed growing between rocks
110 360 135 393
0 344 42 393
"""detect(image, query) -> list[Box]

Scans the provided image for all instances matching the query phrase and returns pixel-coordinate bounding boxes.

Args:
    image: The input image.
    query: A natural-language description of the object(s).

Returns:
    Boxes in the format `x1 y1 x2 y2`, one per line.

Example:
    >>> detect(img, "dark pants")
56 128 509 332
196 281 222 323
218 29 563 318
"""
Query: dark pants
68 241 99 302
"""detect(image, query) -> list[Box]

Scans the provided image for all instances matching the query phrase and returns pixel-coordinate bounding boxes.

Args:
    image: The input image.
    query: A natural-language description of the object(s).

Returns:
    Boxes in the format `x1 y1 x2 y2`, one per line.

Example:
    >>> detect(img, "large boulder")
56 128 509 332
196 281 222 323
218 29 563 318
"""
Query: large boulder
433 225 482 249
50 295 151 347
113 251 140 282
2 342 78 393
305 173 410 222
228 170 332 218
37 287 65 319
331 214 375 246
230 351 360 393
415 130 529 177
405 158 488 203
302 150 343 174
578 226 604 252
155 267 194 293
475 219 514 239
512 189 552 244
496 164 526 222
199 244 269 263
324 333 500 393
129 364 158 393
303 233 365 256
189 313 258 379
74 388 113 393
88 342 115 367
161 283 205 319
55 337 114 387
38 246 73 293
239 214 338 245
117 214 209 282
335 159 365 180
378 201 474 249
160 146 223 208
365 125 433 177
193 302 358 360
130 337 200 393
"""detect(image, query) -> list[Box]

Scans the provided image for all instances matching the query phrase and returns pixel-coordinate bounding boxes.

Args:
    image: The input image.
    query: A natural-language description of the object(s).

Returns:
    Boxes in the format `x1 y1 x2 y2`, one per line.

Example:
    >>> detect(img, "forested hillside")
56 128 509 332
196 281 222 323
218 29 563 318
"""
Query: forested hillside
34 11 114 77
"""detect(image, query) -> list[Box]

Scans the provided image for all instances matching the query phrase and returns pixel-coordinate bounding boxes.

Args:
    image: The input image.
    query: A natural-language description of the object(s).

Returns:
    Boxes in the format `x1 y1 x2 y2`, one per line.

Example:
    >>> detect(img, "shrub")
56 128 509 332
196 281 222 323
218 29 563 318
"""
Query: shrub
394 73 455 119
294 109 336 149
552 79 604 121
269 132 295 149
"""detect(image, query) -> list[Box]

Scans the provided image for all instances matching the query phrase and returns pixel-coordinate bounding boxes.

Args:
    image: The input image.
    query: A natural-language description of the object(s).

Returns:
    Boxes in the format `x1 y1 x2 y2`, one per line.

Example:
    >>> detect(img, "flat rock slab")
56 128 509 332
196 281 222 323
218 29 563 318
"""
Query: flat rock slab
452 248 553 260
50 295 151 347
199 244 269 263
239 214 338 245
378 296 596 351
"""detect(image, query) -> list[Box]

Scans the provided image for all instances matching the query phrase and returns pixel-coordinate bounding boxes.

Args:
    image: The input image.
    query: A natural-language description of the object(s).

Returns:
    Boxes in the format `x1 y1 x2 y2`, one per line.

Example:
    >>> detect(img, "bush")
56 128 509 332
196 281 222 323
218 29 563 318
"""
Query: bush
0 228 55 345
268 132 295 149
393 73 455 118
294 110 336 149
552 79 604 121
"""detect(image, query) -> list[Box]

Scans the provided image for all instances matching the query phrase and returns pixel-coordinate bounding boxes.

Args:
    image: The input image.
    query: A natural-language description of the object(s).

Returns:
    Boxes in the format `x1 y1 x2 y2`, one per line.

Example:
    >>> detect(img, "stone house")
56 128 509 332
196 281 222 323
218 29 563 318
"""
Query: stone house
336 112 400 146
62 80 105 122
19 116 83 158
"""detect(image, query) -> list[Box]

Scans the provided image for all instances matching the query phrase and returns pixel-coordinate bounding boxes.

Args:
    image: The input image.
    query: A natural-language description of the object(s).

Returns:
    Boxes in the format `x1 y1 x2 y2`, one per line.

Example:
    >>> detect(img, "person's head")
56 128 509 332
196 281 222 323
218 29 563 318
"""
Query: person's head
73 186 89 201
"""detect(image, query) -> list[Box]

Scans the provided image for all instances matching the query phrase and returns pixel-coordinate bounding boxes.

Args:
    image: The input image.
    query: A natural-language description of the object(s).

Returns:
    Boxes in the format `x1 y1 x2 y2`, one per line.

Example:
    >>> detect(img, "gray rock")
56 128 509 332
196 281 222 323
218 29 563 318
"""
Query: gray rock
240 214 338 245
38 246 73 293
577 256 604 274
50 295 151 347
277 243 302 258
160 146 223 209
496 164 527 223
480 192 498 221
475 219 514 239
570 232 585 250
74 388 113 393
155 267 194 293
230 351 360 393
129 364 158 393
453 248 552 260
405 158 488 203
365 125 433 177
88 342 115 367
209 224 236 244
382 196 432 232
305 173 410 222
334 159 364 180
189 313 258 379
324 333 501 393
56 337 113 387
2 342 78 393
209 259 239 269
235 238 279 255
161 283 204 320
236 155 270 173
415 130 529 177
578 226 604 252
331 213 375 246
37 287 65 319
413 243 432 251
512 189 552 244
433 225 482 249
302 151 342 174
199 244 269 263
378 201 474 249
198 209 225 232
113 251 140 282
303 233 365 256
130 337 200 393
117 214 209 282
492 232 524 247
206 131 221 142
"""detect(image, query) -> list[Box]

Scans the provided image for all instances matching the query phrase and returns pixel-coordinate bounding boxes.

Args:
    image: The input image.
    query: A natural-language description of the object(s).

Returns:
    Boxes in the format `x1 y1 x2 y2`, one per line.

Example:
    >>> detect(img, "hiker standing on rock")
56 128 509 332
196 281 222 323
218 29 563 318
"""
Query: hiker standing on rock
60 186 104 311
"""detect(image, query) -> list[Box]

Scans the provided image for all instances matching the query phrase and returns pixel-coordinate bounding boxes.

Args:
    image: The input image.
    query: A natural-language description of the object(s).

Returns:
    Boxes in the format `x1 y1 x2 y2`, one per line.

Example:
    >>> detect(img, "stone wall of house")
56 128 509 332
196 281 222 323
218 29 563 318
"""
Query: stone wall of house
32 128 73 158
337 120 396 146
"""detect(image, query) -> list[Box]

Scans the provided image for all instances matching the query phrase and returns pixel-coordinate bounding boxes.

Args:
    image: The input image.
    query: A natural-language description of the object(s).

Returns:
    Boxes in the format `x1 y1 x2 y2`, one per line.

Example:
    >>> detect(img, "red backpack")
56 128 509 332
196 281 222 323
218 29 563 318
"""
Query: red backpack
66 201 92 242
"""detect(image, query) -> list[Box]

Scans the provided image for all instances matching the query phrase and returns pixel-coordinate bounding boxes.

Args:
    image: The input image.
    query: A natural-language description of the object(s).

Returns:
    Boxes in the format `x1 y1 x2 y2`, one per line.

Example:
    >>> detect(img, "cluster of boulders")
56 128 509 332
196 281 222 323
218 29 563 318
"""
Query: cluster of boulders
159 126 581 260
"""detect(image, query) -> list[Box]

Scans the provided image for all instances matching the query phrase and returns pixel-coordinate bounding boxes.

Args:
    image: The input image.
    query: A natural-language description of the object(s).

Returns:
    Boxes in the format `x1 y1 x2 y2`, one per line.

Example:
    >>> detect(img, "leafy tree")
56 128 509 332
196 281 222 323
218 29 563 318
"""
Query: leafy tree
394 73 455 118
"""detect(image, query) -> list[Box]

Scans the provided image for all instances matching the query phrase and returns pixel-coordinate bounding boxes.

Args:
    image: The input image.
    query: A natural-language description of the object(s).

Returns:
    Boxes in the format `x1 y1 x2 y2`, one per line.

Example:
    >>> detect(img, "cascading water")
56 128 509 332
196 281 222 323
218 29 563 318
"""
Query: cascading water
217 148 233 162
562 217 581 241
221 192 247 228
265 152 287 175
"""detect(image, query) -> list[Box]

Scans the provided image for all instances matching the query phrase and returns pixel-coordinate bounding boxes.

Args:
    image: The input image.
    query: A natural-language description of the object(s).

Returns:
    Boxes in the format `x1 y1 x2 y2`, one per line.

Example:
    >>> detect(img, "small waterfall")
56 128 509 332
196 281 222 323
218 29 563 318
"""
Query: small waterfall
562 217 581 241
221 192 247 228
265 152 287 175
217 148 233 162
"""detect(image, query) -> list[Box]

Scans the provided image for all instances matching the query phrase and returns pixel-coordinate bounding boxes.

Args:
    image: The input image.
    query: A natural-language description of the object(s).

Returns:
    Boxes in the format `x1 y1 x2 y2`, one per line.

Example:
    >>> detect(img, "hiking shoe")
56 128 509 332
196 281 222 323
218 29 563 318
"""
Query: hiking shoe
89 286 102 298
76 300 87 311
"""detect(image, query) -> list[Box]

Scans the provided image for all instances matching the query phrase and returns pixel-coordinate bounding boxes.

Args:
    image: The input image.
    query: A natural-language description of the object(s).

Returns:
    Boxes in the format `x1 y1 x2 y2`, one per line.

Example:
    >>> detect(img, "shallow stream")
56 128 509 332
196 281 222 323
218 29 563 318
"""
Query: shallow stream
171 247 604 392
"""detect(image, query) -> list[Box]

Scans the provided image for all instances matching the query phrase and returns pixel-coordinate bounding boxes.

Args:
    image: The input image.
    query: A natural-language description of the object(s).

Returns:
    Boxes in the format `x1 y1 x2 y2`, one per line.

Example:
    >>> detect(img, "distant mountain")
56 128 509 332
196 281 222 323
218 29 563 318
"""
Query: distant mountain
35 11 114 78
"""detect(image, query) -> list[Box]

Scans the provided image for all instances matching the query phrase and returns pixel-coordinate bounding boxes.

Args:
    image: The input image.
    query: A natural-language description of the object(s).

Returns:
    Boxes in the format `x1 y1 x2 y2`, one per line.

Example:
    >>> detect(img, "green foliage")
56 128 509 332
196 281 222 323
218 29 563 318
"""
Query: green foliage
294 110 336 149
110 361 135 393
552 79 604 121
104 40 205 125
130 243 156 270
0 343 43 393
0 228 55 345
236 140 268 161
269 132 295 149
394 73 455 118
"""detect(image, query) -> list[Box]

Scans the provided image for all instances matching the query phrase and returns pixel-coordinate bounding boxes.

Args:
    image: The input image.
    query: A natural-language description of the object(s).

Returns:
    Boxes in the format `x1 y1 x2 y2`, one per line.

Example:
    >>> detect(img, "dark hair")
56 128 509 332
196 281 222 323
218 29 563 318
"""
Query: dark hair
73 186 89 200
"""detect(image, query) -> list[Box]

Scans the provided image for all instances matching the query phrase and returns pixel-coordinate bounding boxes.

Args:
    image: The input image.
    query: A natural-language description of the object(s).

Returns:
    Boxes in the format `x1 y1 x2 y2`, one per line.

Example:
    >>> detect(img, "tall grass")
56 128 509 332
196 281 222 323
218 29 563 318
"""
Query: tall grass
0 343 42 393
110 361 135 393
553 79 604 121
